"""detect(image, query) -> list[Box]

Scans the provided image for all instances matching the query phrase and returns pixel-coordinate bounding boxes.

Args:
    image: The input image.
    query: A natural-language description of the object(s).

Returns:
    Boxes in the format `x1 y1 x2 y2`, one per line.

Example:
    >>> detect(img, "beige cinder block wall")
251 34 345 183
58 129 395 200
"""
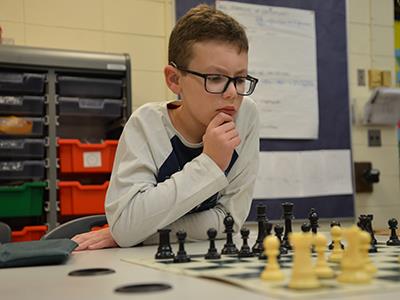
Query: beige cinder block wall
348 0 400 229
0 0 176 110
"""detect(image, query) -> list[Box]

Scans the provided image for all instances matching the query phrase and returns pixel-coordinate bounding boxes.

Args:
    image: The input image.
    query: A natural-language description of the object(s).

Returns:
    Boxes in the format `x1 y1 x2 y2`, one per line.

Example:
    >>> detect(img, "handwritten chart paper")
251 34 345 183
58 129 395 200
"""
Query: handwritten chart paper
218 1 319 139
253 150 353 199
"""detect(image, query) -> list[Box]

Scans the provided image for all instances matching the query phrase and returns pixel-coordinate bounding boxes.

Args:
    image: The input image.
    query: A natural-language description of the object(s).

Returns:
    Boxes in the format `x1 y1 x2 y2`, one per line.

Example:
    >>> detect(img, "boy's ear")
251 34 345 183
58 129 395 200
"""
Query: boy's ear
164 65 181 95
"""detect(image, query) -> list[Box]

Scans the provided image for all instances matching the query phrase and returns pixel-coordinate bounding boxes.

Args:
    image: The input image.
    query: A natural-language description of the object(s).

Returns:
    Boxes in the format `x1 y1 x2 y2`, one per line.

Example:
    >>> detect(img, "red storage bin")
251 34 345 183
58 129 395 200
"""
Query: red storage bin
58 181 109 216
58 139 118 173
11 225 48 242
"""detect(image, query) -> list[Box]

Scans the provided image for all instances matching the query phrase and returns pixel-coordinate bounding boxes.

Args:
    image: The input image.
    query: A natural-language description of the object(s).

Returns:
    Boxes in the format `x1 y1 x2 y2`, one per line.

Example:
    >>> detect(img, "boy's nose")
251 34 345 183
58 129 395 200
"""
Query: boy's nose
222 81 238 100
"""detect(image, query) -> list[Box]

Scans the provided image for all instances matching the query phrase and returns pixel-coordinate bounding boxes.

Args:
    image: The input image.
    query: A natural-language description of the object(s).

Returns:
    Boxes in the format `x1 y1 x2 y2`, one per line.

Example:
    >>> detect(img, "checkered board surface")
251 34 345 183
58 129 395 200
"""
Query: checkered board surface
123 243 400 299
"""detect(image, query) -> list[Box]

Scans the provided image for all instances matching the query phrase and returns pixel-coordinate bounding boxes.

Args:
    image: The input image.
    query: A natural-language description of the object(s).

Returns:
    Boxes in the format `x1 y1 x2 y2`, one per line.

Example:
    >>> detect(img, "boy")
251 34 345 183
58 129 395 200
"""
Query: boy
72 4 259 250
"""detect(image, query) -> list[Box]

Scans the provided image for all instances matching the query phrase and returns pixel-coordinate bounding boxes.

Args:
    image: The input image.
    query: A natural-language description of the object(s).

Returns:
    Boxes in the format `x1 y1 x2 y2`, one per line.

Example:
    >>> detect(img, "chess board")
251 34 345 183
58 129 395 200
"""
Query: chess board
123 243 400 299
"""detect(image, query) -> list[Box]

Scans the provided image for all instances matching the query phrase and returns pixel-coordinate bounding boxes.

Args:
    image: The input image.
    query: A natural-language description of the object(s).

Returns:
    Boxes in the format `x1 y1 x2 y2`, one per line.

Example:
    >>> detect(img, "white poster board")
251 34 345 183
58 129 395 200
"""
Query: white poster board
253 150 353 199
217 1 319 139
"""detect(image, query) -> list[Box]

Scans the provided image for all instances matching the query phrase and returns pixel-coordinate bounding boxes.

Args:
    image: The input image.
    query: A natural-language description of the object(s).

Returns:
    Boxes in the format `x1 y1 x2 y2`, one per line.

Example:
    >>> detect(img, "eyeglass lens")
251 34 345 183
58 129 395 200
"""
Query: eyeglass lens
205 75 254 95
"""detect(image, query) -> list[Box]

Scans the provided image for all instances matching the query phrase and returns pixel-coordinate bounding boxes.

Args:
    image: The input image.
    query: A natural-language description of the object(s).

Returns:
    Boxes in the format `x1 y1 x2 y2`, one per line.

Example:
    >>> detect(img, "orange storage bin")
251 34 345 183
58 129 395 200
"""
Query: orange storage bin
11 225 48 242
58 139 118 173
58 181 109 216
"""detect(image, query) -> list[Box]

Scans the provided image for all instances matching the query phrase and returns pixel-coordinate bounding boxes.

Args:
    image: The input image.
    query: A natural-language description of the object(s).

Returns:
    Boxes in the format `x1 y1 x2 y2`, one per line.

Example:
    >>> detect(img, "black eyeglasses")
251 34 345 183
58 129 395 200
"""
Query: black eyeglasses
170 62 258 96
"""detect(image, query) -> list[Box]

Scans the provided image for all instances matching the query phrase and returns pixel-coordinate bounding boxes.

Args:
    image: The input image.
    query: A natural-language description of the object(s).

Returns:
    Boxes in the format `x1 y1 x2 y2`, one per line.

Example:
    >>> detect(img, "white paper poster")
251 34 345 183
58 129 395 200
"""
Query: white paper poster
253 150 353 199
218 1 319 139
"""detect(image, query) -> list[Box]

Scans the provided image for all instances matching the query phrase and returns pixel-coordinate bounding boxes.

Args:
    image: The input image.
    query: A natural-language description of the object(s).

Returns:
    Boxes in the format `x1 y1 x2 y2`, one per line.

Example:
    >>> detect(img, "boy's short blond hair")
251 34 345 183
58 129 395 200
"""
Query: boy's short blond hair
168 4 248 68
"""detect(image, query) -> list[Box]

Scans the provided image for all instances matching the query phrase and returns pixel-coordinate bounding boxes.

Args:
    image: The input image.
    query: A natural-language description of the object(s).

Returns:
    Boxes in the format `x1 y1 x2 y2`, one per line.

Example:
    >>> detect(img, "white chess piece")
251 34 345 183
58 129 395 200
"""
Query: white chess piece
314 233 335 278
359 231 377 276
288 232 320 289
329 225 343 263
337 225 371 284
261 235 284 281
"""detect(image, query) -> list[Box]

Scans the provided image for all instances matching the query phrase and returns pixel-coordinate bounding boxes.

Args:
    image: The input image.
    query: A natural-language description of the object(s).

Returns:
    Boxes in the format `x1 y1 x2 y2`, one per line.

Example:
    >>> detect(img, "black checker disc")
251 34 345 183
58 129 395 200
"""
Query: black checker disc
114 283 172 293
68 268 115 276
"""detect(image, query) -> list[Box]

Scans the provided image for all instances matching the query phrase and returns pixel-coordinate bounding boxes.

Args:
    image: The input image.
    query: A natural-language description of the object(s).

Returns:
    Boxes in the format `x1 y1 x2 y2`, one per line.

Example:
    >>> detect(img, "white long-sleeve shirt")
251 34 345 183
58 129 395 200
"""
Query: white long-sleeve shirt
105 97 259 247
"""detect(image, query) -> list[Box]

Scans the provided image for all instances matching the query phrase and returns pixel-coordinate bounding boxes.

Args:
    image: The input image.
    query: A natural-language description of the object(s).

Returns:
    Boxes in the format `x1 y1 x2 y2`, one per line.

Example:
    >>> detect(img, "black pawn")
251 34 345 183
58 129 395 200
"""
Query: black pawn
281 202 294 250
387 218 400 246
155 229 174 259
301 222 311 233
328 221 344 250
238 227 254 258
173 230 191 263
221 213 239 254
308 208 319 234
205 228 220 260
252 204 267 255
274 224 287 255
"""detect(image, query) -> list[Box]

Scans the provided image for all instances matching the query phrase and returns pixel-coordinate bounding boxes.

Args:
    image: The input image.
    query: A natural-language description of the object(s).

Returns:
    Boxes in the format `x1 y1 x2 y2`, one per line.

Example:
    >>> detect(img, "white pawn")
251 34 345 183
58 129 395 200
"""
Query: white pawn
289 232 320 289
261 235 284 281
329 225 343 263
360 231 377 276
314 233 334 278
337 225 371 284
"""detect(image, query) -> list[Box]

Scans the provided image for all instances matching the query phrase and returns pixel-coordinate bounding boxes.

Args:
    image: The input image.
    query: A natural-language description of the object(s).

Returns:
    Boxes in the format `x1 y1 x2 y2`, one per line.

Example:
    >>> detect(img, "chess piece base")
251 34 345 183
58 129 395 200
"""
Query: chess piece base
155 250 174 260
386 239 400 246
173 256 191 263
337 271 371 284
221 246 239 255
261 269 284 281
288 278 320 290
315 266 335 279
205 251 221 260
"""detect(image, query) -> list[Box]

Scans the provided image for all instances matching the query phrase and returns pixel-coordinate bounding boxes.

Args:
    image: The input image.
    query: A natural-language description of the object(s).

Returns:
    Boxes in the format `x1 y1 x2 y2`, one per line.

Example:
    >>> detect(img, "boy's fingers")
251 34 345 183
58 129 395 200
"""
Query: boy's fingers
87 240 111 250
208 112 233 129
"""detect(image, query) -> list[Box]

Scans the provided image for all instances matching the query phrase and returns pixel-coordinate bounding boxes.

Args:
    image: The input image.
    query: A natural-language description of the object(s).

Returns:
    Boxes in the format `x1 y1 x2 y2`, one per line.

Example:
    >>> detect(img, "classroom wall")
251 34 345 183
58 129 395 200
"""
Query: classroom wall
0 0 175 109
348 0 400 229
0 0 399 229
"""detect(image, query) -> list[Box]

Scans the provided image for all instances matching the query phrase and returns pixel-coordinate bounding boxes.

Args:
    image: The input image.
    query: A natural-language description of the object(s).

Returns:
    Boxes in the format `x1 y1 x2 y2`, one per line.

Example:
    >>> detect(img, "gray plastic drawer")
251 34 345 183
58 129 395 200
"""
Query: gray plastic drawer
57 76 123 99
0 160 45 180
0 96 45 116
0 72 45 95
0 138 45 158
58 97 122 118
0 117 44 137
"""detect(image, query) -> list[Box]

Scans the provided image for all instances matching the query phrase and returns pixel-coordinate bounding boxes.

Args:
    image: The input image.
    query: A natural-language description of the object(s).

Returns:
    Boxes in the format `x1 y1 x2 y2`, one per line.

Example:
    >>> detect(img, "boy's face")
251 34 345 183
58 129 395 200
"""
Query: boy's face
179 40 248 129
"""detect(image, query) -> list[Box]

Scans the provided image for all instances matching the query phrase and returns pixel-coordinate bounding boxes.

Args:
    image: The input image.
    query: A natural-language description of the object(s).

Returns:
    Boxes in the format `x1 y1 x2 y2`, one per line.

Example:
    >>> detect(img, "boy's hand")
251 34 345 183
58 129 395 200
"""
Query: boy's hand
71 227 118 251
203 112 241 171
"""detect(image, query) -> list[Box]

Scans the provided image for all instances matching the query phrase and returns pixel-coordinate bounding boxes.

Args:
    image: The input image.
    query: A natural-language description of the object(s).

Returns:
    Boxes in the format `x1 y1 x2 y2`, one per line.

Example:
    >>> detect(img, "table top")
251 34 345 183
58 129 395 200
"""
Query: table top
1 233 400 300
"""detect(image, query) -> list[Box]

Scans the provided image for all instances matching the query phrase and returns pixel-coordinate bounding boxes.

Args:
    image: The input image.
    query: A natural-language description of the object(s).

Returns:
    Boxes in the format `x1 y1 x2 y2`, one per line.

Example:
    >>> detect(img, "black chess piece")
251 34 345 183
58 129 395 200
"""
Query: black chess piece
357 214 367 231
367 214 377 245
301 222 311 233
155 229 175 259
238 227 254 258
221 213 239 255
173 230 191 263
386 218 400 246
266 221 273 236
328 221 344 250
358 215 377 252
252 205 267 255
274 223 287 255
205 228 220 260
281 202 294 250
308 208 319 234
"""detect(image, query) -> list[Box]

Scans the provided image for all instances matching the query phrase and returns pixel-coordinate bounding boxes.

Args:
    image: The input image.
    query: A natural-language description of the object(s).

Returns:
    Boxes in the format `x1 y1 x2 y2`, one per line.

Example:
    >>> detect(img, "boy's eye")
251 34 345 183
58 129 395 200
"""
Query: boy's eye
207 75 226 83
236 77 246 85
